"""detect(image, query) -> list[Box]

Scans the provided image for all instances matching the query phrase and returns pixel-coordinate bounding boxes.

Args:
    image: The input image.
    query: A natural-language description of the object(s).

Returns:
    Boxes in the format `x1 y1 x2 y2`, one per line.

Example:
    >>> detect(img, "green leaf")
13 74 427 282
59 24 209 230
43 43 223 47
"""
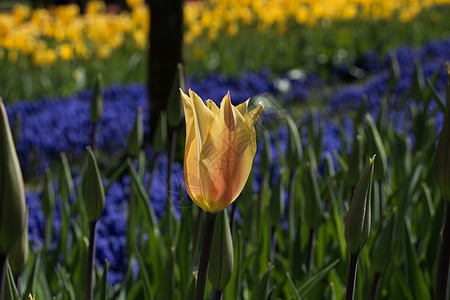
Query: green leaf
209 210 234 290
292 259 340 298
253 264 274 300
4 262 20 300
156 248 175 300
25 250 41 294
426 78 446 114
99 259 109 300
104 159 128 193
286 272 301 300
56 264 76 300
403 222 431 300
128 159 166 275
135 247 153 300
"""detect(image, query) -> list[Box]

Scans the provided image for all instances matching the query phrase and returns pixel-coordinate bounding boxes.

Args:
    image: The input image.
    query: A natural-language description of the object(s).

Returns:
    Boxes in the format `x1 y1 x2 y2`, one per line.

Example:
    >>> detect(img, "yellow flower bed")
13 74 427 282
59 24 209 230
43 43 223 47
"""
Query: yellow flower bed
184 0 450 42
0 1 148 66
0 0 449 67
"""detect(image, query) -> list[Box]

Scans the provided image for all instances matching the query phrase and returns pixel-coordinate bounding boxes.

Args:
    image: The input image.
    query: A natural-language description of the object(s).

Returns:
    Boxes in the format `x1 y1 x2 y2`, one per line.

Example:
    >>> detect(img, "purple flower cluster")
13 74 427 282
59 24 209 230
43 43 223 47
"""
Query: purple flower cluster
328 39 450 115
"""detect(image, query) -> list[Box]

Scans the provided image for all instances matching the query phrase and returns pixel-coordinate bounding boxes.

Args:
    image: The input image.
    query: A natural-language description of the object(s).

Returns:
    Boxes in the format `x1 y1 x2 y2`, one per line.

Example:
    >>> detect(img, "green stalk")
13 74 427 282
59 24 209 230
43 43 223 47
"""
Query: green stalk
0 252 6 300
91 121 98 150
195 212 217 300
87 221 98 300
434 201 450 300
346 252 359 300
370 272 381 300
213 289 223 300
191 208 203 270
229 202 237 238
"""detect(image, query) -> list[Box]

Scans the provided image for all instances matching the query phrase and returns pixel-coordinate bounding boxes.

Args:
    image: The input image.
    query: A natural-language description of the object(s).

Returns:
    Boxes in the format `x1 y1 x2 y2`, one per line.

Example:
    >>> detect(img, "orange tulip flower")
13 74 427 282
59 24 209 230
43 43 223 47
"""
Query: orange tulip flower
181 89 263 213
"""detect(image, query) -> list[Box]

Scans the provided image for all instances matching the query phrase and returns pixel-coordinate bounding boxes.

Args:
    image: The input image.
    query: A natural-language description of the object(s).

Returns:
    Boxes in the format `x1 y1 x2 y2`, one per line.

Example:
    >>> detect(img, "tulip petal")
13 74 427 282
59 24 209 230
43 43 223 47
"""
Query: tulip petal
206 100 220 115
245 102 264 128
236 98 250 117
199 98 257 212
180 90 203 202
189 89 215 143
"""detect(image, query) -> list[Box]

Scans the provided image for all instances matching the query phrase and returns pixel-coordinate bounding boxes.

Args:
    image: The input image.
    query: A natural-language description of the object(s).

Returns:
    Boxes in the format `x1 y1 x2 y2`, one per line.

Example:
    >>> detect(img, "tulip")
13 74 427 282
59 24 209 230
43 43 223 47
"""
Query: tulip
180 89 263 213
0 98 26 300
0 99 26 255
181 89 262 300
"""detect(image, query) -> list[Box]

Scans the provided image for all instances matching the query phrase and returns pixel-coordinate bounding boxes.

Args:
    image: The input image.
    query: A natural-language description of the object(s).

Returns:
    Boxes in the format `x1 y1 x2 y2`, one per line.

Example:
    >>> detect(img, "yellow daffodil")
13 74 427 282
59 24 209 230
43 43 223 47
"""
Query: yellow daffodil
181 89 263 213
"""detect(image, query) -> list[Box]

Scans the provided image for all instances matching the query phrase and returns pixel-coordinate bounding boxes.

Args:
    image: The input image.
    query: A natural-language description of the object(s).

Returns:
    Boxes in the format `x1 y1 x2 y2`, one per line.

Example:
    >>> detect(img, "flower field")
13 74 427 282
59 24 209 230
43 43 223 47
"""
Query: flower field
1 0 450 299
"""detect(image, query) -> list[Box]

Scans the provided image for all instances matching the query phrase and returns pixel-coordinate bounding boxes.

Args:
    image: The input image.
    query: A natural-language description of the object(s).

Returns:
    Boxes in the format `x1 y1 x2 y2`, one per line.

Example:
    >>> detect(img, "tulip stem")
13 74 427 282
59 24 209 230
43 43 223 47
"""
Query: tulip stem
213 289 223 300
192 208 203 270
346 252 359 300
435 200 450 300
87 220 98 300
0 252 6 300
229 202 237 238
370 272 381 300
91 121 98 150
196 212 217 300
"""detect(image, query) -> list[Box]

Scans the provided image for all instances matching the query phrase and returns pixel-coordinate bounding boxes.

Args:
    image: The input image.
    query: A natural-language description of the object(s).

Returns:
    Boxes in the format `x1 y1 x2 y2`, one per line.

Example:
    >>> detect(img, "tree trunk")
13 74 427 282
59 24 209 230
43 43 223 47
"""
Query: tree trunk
148 0 183 141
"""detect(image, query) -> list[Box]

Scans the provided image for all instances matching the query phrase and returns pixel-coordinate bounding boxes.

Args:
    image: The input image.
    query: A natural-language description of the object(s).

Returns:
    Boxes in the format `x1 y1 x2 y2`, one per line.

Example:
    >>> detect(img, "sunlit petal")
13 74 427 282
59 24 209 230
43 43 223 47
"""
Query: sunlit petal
236 98 250 117
206 99 220 115
245 102 264 127
199 100 255 212
189 89 215 143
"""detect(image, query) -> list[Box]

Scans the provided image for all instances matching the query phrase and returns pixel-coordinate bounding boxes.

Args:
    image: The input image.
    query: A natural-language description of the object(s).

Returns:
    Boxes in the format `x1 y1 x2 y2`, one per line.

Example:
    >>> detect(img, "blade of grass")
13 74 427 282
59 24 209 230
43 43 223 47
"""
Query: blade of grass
135 246 153 300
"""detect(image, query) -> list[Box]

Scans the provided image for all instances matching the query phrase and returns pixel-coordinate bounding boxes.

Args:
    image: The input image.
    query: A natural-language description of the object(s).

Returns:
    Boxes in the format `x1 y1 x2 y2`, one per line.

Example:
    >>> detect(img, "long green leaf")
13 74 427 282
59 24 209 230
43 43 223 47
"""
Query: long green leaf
288 259 340 298
134 247 153 300
99 259 109 300
286 272 301 300
56 264 76 300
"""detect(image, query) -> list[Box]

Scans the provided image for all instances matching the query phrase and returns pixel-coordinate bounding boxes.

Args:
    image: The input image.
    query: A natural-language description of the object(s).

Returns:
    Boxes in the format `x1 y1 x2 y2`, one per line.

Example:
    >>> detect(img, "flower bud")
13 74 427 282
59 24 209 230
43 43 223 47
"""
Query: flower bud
9 207 29 275
209 209 234 290
127 106 143 157
84 147 105 222
90 73 103 123
434 61 450 200
0 98 26 254
345 155 375 253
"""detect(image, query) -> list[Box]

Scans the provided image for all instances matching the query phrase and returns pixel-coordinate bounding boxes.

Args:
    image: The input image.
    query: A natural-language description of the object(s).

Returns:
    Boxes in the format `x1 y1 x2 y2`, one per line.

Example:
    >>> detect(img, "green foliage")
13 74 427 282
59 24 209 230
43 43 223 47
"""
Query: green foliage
2 14 450 300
